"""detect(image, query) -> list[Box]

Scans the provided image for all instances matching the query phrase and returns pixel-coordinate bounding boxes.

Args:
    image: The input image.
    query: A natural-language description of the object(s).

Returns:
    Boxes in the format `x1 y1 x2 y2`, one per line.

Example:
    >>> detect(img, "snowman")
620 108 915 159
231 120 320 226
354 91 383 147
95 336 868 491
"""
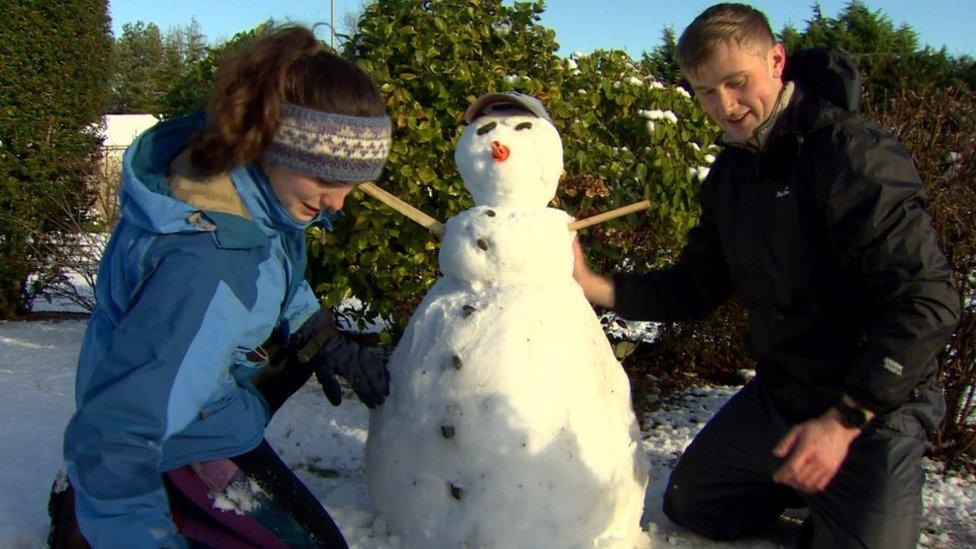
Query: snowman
365 91 648 548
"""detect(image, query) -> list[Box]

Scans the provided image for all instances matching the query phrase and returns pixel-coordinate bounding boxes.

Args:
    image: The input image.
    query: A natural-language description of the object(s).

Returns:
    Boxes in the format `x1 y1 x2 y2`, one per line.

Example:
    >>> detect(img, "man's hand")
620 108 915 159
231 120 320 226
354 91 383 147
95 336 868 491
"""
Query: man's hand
571 236 615 308
771 409 862 493
571 236 590 283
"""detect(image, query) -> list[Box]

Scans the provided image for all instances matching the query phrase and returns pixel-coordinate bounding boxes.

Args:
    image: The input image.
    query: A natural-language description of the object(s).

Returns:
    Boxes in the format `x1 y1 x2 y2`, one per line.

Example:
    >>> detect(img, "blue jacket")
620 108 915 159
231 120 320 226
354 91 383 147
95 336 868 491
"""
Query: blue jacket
63 113 327 547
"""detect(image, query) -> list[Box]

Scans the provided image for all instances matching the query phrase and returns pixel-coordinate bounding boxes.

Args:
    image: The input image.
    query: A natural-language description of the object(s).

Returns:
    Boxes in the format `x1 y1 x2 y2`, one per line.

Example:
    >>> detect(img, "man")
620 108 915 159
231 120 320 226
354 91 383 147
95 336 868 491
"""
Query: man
572 3 959 547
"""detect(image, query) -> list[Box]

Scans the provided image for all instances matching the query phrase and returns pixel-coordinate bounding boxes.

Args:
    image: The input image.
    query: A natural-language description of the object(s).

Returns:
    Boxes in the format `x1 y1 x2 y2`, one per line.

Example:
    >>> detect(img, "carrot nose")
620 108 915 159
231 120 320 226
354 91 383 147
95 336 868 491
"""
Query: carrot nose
491 141 510 162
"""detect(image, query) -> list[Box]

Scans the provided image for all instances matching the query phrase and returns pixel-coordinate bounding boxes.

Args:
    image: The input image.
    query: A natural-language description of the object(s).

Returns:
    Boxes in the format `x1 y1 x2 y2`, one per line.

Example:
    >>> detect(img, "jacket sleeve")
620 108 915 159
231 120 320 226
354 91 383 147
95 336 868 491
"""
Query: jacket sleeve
612 184 733 322
279 279 322 339
823 122 960 413
64 248 251 548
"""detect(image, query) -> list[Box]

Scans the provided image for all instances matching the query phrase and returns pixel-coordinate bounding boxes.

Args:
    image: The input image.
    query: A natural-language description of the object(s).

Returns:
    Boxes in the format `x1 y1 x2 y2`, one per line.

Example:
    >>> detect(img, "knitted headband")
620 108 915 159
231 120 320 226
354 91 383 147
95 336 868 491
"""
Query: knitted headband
263 102 392 183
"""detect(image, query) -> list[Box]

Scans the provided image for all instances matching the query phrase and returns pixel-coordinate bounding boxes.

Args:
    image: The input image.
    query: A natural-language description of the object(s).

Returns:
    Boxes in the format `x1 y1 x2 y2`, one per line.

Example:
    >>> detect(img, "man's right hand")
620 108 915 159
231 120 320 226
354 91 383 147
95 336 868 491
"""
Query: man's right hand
771 409 861 493
571 236 616 308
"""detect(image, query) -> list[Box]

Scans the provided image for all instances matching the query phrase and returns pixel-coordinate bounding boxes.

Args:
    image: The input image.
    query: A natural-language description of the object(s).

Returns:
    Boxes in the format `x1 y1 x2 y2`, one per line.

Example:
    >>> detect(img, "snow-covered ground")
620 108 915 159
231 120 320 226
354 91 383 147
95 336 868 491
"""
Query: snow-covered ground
1 318 973 548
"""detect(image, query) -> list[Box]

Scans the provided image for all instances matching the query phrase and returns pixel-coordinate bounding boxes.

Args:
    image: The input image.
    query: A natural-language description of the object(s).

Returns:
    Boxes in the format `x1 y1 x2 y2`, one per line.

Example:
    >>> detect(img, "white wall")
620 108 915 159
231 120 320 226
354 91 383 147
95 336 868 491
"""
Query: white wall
100 114 158 152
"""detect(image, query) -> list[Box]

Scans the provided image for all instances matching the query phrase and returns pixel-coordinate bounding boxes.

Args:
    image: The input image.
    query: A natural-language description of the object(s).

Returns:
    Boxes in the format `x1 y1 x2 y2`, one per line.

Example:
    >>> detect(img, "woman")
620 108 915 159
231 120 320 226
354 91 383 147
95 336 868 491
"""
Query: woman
50 26 391 548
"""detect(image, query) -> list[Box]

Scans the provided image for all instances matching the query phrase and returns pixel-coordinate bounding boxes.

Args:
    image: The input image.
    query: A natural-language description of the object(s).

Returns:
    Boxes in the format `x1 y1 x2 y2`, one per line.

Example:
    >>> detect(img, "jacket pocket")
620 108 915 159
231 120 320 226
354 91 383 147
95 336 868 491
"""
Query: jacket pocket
230 347 268 384
197 390 235 420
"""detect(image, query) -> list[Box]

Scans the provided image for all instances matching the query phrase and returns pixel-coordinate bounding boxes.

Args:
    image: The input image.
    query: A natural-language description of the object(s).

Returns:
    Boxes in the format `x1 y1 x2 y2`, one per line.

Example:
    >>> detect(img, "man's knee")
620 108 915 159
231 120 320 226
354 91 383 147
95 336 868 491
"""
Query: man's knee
662 472 740 541
663 457 796 542
662 475 701 531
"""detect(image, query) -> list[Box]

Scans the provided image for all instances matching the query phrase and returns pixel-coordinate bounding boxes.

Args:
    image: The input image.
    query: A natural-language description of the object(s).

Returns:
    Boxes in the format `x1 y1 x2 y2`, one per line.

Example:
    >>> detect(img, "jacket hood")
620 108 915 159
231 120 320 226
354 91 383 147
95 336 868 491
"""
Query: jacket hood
783 48 862 126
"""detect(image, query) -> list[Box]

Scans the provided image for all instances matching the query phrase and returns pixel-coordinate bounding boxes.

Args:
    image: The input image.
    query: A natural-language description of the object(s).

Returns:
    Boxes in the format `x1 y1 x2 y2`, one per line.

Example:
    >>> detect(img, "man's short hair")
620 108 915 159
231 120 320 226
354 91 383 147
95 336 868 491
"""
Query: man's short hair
677 3 776 72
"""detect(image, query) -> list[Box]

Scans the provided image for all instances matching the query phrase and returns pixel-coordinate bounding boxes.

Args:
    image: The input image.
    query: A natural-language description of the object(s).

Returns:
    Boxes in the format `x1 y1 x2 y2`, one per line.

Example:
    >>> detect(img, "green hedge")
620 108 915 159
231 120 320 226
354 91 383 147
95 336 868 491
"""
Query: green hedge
0 0 112 317
307 0 718 337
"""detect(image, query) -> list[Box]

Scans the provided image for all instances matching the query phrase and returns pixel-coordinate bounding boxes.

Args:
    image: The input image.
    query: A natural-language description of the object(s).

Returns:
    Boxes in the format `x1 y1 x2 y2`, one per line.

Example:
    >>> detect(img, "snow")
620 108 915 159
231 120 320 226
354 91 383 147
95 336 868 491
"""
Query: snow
367 208 647 547
689 166 711 182
603 312 660 344
0 320 83 547
2 319 975 547
366 110 647 547
29 271 93 314
639 109 678 124
211 478 265 515
454 111 563 210
490 21 512 37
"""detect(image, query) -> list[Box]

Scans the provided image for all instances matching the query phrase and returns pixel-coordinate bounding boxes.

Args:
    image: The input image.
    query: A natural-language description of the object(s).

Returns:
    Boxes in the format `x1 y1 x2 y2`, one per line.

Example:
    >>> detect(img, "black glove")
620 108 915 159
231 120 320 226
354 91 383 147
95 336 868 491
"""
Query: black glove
311 337 390 408
291 307 390 408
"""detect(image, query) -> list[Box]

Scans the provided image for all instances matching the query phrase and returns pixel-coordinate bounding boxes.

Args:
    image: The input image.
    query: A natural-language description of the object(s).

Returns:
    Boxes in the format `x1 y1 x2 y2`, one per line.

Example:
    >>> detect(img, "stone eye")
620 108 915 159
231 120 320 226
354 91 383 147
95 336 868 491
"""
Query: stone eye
515 122 532 131
476 121 497 135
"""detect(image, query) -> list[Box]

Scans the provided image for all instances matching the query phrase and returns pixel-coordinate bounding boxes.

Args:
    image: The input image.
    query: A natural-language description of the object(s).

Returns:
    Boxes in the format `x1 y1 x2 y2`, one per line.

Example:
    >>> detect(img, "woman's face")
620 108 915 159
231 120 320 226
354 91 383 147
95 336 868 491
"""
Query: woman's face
265 163 358 223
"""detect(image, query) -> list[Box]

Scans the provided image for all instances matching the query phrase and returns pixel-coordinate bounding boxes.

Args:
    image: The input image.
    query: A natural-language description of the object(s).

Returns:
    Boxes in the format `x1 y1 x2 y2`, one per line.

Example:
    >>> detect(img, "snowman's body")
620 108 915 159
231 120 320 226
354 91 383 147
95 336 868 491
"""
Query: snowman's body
366 107 648 548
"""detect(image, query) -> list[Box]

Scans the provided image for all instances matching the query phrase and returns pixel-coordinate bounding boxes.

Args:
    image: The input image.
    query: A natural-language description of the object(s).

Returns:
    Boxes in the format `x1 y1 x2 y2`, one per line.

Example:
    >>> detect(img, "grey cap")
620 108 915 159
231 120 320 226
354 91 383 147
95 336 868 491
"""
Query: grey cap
463 91 552 124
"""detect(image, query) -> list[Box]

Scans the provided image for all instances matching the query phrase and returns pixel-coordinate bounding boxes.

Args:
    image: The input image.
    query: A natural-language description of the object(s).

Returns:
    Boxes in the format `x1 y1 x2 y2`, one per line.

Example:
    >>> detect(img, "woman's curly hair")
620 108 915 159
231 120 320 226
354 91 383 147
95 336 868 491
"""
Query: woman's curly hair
190 26 385 174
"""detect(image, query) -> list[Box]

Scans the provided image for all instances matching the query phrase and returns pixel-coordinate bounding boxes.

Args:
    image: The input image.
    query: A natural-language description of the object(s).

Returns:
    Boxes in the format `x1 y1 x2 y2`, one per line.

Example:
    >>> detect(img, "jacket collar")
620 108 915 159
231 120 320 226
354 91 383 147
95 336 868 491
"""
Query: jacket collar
121 112 329 250
720 81 795 152
773 48 862 139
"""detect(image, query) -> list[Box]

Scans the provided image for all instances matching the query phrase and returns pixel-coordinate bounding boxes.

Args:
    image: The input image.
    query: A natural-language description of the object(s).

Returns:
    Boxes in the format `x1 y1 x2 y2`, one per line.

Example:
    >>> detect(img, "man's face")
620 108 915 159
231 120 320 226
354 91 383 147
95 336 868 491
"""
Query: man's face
685 40 785 142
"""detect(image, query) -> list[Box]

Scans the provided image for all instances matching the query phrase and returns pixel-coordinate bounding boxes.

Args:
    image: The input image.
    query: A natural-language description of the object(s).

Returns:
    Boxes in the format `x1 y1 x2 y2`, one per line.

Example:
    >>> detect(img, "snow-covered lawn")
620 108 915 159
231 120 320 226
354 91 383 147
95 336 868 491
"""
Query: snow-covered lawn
1 319 973 548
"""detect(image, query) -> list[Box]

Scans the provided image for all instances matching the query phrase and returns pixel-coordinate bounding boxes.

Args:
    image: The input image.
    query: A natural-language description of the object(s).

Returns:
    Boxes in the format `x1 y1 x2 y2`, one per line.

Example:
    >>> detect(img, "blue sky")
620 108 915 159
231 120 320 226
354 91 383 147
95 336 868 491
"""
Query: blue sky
108 0 976 58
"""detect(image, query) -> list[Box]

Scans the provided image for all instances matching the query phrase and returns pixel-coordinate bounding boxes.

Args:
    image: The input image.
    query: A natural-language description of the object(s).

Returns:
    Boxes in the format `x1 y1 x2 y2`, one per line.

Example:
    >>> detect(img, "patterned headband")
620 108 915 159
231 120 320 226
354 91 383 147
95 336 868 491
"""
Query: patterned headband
263 102 392 183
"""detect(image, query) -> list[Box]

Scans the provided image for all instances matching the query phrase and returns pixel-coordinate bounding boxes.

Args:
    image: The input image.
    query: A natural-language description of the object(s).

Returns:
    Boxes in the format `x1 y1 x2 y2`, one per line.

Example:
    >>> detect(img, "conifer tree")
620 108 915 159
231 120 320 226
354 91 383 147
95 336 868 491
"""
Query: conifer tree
0 0 112 316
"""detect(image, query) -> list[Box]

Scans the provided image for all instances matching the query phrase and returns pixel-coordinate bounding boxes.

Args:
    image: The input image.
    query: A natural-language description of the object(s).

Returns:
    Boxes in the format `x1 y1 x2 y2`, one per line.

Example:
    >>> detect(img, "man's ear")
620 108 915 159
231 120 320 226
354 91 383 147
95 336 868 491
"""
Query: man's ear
770 42 786 79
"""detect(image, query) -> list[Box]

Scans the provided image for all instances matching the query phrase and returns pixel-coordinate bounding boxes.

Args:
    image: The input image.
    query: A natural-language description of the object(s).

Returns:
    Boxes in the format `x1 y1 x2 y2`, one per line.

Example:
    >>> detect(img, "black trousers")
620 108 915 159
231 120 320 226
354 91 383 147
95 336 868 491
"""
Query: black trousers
662 380 926 548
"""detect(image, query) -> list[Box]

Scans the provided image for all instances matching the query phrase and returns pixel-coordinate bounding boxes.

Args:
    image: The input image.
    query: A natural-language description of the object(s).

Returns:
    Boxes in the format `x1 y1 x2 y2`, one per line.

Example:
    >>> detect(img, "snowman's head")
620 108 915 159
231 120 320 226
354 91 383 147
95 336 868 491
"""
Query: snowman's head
455 92 563 209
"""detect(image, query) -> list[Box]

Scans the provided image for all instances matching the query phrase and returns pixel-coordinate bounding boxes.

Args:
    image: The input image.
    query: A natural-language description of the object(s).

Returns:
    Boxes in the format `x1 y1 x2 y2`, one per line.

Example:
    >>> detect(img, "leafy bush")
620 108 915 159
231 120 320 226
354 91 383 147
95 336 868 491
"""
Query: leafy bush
29 160 120 313
307 0 564 331
308 0 716 338
555 48 716 272
864 86 976 467
0 0 112 317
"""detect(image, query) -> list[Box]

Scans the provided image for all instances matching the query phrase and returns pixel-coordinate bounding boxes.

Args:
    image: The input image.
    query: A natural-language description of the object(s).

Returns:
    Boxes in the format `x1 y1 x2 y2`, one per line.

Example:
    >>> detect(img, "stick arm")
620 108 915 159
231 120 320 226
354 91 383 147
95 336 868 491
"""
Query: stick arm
358 183 650 236
359 182 445 236
568 200 651 231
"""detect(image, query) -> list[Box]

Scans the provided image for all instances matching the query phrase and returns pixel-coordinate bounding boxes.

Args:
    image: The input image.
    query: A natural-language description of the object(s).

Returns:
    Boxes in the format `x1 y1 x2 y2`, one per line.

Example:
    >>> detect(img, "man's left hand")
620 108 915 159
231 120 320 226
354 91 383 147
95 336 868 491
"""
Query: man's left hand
771 410 861 493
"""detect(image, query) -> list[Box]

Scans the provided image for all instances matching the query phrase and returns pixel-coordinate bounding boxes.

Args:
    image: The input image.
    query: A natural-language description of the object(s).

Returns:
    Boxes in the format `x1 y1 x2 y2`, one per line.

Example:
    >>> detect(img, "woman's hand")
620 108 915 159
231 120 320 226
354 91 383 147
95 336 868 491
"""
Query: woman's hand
313 340 390 408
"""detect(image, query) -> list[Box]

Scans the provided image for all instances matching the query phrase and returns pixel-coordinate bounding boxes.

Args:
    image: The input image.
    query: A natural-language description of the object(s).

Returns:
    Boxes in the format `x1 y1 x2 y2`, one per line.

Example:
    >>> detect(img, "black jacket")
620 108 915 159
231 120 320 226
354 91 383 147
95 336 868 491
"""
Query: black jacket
614 49 960 423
